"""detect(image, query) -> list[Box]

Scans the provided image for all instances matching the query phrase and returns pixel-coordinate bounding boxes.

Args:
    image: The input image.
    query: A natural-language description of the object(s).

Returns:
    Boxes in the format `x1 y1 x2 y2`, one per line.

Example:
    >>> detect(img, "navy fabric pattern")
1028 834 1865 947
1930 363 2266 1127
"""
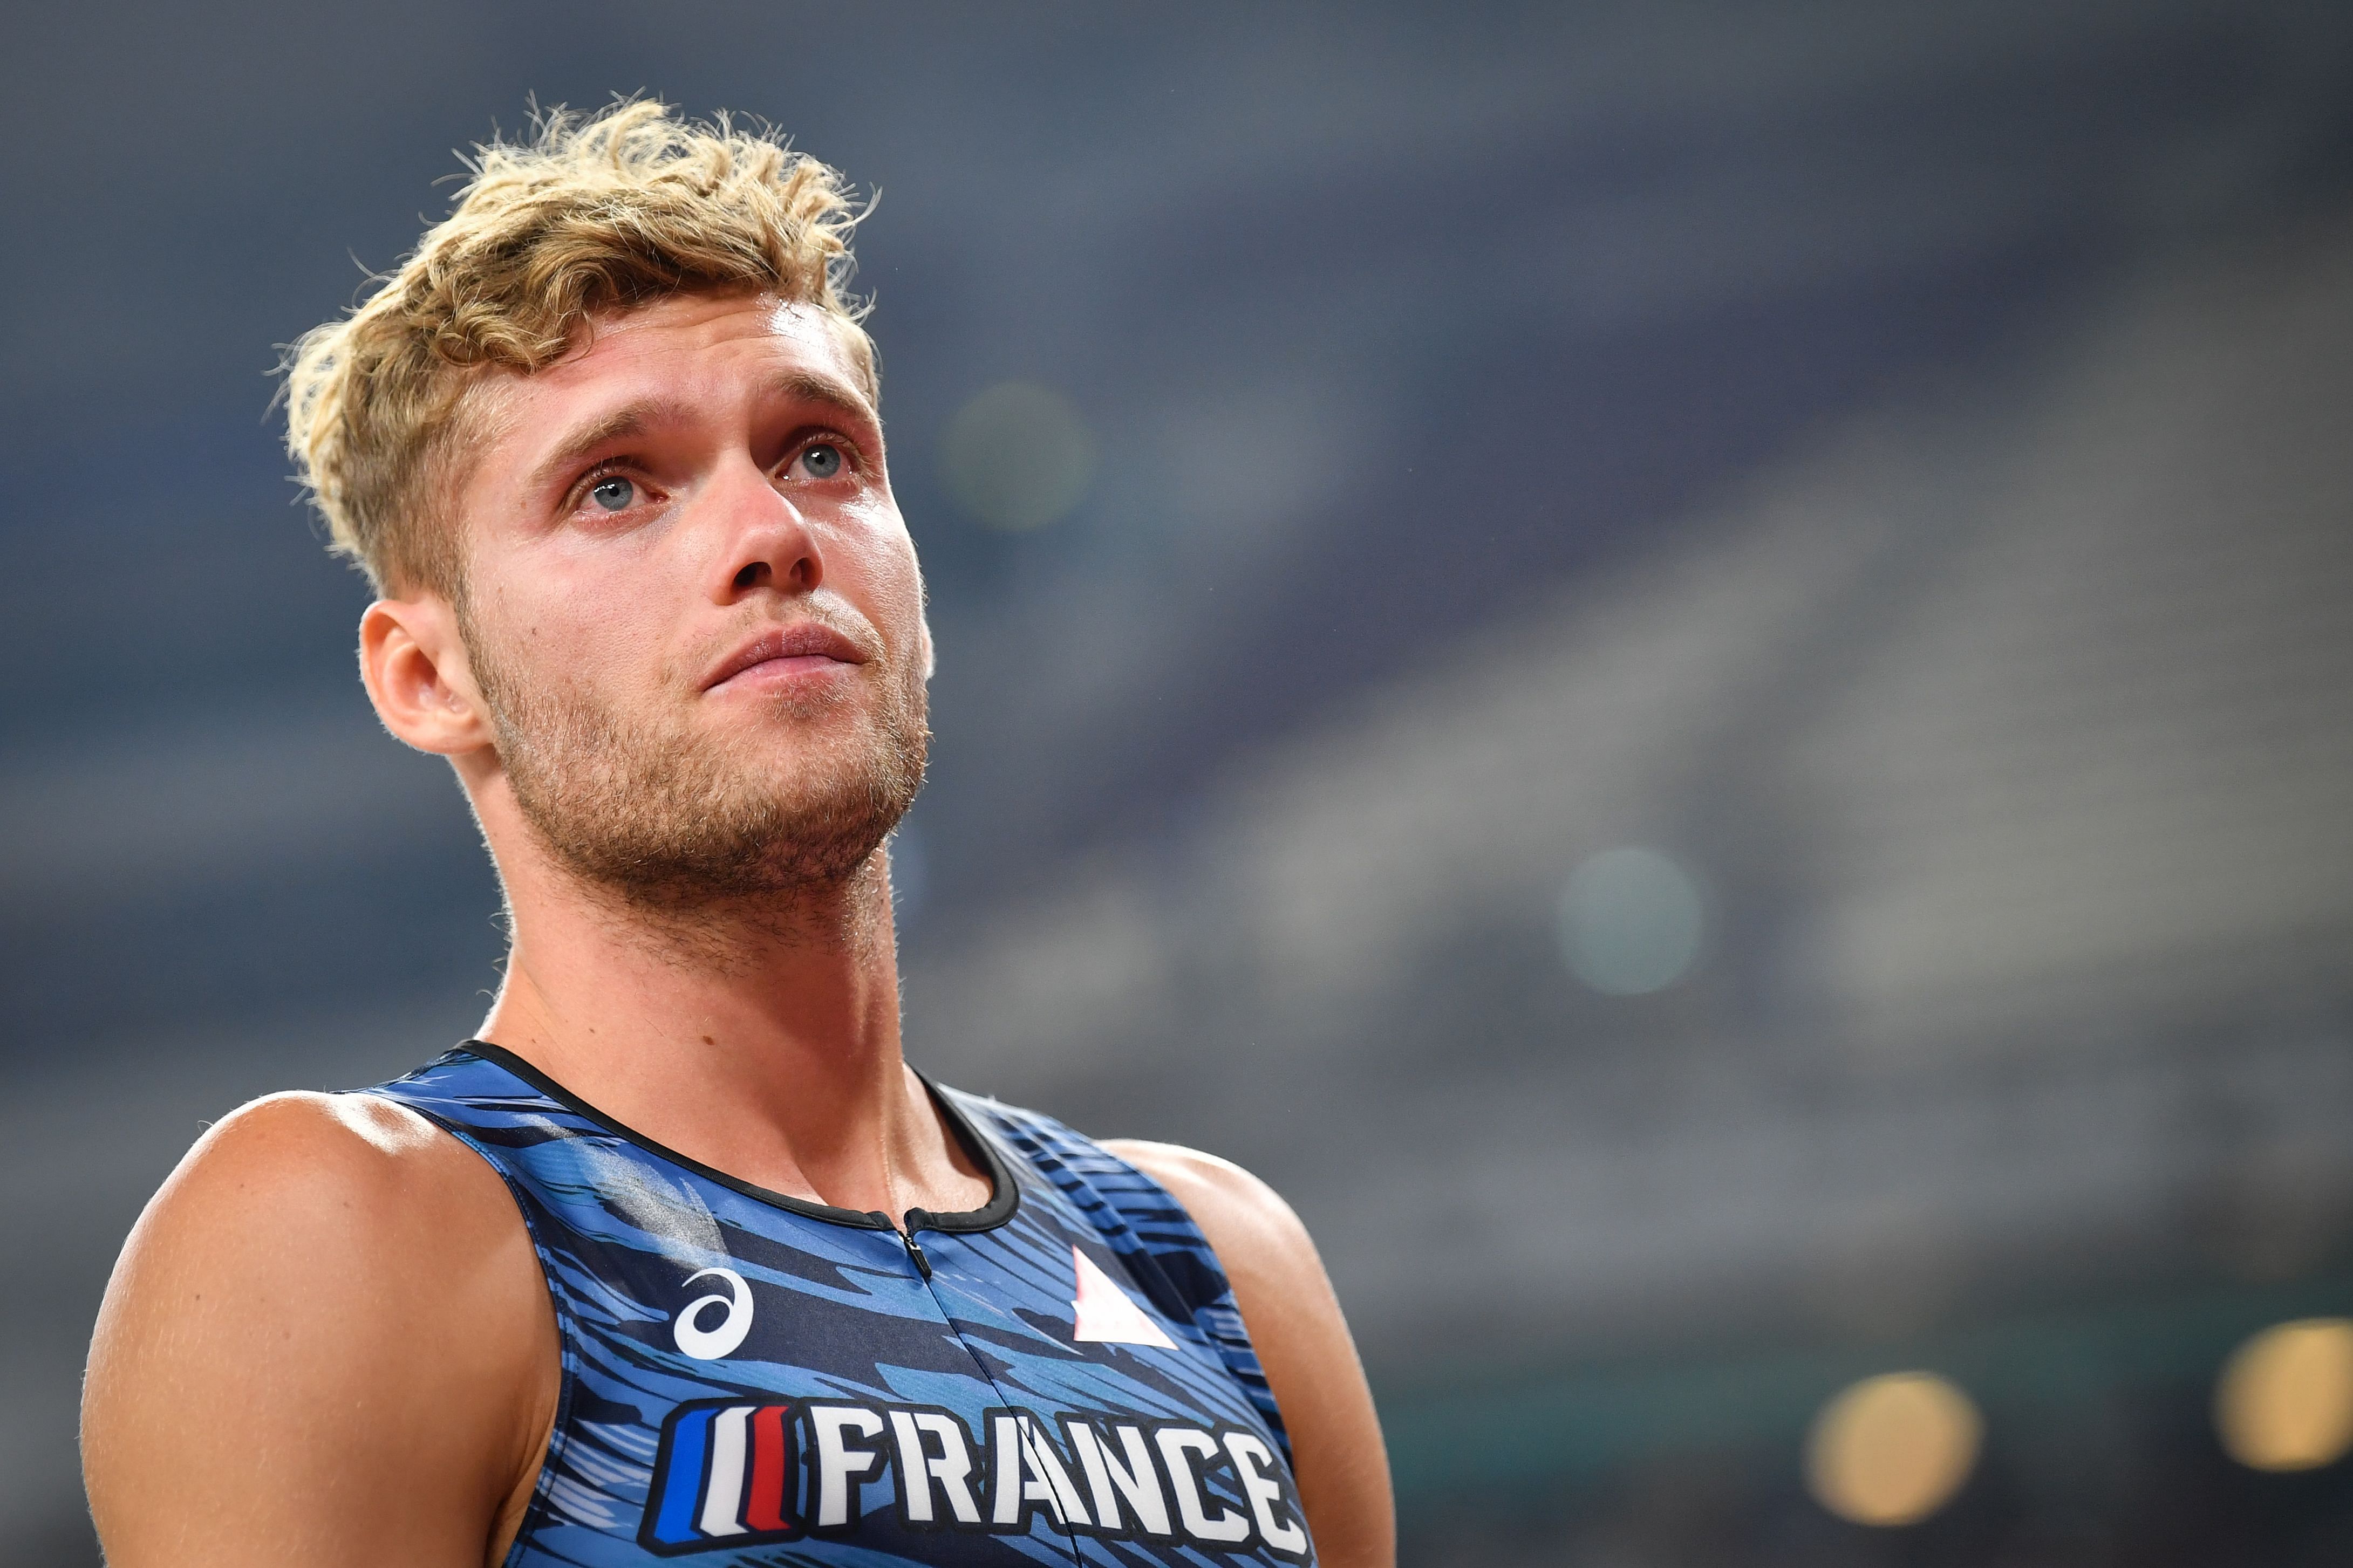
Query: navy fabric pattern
362 1044 1313 1567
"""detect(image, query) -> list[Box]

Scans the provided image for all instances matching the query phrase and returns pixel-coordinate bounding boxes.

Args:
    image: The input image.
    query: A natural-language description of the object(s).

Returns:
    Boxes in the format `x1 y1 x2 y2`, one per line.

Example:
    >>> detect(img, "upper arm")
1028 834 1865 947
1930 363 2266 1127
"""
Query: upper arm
1101 1139 1395 1568
82 1091 556 1568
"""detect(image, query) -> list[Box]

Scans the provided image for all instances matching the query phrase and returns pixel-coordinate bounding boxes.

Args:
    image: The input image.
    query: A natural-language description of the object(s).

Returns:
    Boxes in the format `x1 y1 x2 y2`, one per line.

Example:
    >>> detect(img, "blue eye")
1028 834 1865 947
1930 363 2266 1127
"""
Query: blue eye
589 476 635 512
800 443 843 479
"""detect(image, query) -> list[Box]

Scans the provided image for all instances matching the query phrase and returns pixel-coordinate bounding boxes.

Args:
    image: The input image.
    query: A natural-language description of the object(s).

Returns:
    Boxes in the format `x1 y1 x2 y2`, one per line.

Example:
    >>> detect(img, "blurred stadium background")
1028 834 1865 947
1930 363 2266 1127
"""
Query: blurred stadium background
8 2 2353 1563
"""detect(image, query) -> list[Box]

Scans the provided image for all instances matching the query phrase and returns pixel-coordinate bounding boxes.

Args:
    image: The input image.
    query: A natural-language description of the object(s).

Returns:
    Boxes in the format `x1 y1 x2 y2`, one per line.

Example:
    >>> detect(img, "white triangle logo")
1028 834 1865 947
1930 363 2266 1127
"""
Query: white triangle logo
1070 1245 1177 1348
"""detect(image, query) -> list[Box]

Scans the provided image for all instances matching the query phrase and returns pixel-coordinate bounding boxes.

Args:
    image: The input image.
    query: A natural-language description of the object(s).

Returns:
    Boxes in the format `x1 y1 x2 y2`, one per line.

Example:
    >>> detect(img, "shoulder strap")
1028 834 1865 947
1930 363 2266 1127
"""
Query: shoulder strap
947 1089 1293 1458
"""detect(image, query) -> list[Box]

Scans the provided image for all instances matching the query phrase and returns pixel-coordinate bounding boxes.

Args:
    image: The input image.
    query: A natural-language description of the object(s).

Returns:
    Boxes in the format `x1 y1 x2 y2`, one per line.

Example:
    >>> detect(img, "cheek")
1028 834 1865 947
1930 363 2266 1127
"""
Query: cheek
478 565 673 701
843 505 929 647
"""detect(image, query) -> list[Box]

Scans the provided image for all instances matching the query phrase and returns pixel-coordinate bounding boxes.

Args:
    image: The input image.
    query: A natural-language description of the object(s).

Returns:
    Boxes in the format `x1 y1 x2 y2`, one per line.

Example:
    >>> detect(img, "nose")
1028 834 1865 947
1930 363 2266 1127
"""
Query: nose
707 457 823 601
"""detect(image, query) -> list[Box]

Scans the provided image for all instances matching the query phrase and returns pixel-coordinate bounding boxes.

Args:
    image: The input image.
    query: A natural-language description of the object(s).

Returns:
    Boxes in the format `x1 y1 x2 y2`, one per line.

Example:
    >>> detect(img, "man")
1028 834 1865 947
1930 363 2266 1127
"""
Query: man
81 102 1393 1567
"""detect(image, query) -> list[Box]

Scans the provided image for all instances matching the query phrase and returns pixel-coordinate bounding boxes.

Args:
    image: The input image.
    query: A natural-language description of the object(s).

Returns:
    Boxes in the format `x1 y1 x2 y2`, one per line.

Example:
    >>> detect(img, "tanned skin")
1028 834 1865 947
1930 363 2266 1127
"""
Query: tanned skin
81 292 1394 1567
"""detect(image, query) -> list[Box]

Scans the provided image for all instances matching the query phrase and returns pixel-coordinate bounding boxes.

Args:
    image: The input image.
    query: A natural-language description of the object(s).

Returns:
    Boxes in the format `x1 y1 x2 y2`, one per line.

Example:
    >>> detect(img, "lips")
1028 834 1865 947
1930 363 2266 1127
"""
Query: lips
701 622 870 690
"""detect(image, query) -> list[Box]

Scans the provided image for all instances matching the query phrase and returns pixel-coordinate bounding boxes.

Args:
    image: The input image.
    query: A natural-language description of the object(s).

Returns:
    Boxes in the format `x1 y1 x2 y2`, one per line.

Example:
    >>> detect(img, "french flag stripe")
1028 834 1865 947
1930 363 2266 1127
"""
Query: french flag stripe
646 1401 799 1545
650 1406 717 1545
698 1406 755 1537
746 1403 794 1531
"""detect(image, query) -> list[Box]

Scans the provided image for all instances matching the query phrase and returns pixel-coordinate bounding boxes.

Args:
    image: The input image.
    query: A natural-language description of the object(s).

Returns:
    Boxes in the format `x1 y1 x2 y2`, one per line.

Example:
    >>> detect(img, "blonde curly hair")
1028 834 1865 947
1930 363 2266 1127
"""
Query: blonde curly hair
281 99 874 595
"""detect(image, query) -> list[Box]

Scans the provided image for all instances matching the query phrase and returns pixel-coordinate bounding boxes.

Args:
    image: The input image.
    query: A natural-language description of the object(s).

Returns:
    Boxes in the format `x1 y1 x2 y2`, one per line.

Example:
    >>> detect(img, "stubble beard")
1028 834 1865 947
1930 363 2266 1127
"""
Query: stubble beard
462 610 929 933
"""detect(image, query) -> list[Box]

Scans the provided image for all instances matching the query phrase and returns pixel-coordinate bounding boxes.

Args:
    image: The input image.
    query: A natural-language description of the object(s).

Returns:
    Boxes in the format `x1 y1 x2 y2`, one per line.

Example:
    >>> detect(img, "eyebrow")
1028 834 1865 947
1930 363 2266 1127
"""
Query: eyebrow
521 400 681 499
521 370 882 501
769 369 880 435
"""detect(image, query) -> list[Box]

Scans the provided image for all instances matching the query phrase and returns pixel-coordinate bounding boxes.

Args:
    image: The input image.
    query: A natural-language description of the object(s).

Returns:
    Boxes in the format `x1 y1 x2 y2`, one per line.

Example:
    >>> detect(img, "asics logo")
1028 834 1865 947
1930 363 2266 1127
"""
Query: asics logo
674 1267 754 1360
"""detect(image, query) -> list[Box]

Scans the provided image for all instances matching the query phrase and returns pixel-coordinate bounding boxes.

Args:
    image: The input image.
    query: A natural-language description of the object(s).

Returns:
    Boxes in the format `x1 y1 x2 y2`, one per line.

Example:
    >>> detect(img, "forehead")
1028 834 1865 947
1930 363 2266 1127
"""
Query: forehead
456 293 876 479
529 292 867 412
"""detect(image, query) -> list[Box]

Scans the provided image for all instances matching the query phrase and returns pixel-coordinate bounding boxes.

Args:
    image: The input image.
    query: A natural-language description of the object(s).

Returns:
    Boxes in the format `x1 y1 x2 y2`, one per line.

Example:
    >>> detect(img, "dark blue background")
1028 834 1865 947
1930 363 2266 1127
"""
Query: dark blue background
9 3 2353 1563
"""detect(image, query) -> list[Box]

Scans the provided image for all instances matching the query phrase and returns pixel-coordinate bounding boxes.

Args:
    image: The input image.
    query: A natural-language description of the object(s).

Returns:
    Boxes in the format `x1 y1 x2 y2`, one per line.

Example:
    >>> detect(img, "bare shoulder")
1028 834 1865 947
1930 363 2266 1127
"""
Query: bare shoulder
155 1087 483 1211
1099 1139 1320 1281
98 1089 516 1316
85 1090 554 1567
1100 1139 1395 1568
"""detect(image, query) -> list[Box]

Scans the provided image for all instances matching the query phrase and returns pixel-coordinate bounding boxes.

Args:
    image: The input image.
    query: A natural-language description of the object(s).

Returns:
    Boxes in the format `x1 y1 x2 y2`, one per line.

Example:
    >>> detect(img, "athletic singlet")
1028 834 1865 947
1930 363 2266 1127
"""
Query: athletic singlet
363 1044 1315 1567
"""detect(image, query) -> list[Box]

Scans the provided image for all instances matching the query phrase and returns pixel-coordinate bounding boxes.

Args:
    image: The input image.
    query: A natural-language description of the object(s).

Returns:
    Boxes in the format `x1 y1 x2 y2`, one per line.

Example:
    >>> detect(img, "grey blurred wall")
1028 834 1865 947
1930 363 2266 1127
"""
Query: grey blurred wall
8 3 2353 1564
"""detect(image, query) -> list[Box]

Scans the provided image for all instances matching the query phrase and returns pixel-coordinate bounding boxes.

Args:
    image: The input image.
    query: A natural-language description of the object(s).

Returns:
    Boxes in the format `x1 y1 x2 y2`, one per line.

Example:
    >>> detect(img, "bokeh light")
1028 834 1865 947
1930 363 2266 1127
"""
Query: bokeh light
1556 846 1707 995
2215 1318 2353 1472
939 380 1096 531
1805 1372 1983 1526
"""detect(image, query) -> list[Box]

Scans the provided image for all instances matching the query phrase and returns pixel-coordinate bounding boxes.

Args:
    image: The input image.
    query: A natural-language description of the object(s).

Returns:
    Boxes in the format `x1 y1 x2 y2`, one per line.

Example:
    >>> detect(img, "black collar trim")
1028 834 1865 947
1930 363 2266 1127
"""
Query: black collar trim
456 1040 1019 1236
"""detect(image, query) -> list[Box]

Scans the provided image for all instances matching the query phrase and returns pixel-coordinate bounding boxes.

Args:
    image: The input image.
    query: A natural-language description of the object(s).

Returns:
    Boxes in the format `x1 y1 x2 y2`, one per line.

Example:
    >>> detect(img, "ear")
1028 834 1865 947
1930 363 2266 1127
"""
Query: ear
358 597 495 757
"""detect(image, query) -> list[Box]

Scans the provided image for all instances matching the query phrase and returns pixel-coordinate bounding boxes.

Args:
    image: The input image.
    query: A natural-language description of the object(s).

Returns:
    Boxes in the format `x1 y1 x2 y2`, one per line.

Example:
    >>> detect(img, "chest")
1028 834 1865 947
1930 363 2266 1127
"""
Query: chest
510 1162 1315 1566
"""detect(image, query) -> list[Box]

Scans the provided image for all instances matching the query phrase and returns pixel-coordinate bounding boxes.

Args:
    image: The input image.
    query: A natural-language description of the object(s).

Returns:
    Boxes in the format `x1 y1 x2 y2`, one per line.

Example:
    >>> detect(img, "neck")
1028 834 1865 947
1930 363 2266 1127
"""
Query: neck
479 840 983 1221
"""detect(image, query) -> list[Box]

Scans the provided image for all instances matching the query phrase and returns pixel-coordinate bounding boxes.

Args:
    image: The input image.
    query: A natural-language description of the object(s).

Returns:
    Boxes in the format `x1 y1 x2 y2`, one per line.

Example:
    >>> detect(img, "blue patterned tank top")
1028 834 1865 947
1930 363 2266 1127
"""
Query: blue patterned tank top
363 1044 1314 1566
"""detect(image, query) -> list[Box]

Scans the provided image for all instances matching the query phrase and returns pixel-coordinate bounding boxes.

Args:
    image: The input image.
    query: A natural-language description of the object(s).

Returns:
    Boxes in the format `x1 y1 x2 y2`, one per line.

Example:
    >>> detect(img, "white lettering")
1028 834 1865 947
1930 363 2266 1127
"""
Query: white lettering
989 1415 1032 1525
810 1406 885 1527
1224 1431 1309 1553
1020 1417 1092 1528
1155 1427 1251 1543
990 1413 1080 1527
1068 1421 1172 1537
890 1409 983 1525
